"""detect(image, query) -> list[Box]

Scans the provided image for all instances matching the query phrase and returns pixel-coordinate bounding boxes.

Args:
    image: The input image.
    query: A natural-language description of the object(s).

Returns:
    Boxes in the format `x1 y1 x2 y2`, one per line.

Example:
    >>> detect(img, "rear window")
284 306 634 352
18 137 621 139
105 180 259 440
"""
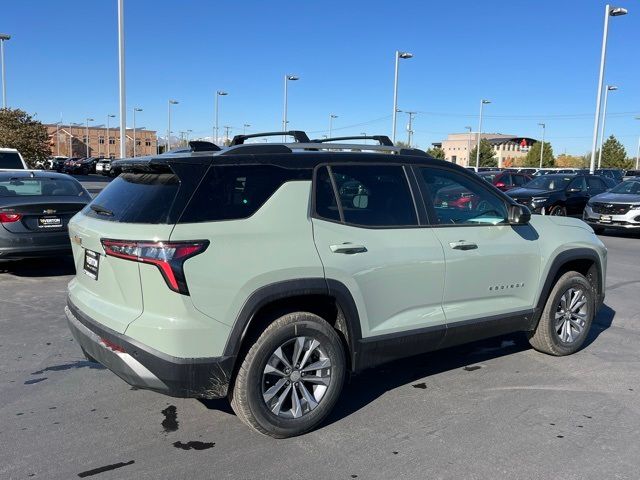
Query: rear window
0 151 25 169
84 173 180 223
0 177 83 197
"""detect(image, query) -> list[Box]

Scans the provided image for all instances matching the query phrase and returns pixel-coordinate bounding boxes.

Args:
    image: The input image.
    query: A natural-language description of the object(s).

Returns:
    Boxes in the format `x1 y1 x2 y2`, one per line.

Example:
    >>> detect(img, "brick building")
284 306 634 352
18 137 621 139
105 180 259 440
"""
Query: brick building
46 124 158 158
433 133 538 167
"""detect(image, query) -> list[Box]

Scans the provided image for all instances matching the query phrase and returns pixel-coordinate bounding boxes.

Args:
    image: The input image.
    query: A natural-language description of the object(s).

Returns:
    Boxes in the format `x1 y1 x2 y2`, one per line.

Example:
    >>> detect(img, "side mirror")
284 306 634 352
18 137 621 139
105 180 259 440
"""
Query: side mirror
509 204 531 225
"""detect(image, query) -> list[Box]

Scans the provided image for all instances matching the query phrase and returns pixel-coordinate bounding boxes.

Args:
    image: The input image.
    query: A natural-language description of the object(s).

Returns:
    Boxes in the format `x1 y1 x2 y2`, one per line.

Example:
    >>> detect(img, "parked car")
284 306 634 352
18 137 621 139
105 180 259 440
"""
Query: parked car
583 179 640 233
65 132 606 438
0 148 28 170
65 157 101 175
478 171 532 192
0 171 92 261
51 157 68 172
95 158 112 176
507 174 613 216
623 169 640 181
595 168 624 184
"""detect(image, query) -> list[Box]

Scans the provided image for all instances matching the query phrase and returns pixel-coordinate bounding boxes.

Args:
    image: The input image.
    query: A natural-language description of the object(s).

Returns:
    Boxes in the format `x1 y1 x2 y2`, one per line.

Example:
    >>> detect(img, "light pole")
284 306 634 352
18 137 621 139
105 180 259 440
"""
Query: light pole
85 118 94 157
589 4 628 174
133 107 142 157
54 121 62 156
465 126 472 166
117 0 126 159
0 33 10 108
392 51 413 143
329 114 338 138
214 90 227 142
243 124 251 135
167 99 178 151
406 111 416 147
224 126 231 144
106 114 115 158
186 129 193 144
538 122 546 168
476 99 491 169
635 117 640 170
283 75 299 135
597 85 618 168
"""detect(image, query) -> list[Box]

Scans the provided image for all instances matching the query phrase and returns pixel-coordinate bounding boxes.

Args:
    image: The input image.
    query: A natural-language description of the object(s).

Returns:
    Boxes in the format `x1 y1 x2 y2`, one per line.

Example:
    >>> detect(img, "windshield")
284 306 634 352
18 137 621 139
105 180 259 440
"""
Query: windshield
0 177 84 196
522 175 572 191
610 180 640 195
479 173 499 183
0 152 25 169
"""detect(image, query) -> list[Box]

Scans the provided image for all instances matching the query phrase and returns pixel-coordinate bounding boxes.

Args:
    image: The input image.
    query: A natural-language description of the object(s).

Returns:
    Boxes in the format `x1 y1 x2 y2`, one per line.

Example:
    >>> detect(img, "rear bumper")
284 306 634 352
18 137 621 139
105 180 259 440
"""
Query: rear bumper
0 243 71 259
65 300 235 399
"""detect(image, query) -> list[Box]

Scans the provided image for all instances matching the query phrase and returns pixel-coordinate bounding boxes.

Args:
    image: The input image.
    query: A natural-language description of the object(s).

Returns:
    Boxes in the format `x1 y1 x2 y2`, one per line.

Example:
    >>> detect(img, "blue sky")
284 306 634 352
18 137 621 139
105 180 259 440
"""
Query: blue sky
3 0 639 155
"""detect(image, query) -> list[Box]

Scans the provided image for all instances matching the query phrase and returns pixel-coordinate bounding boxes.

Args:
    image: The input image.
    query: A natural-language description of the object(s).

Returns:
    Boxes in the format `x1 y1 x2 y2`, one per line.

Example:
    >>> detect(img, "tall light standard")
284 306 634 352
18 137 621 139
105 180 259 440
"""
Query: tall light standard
283 75 299 135
243 123 251 135
117 0 126 159
406 111 417 147
167 99 178 151
538 122 546 168
392 51 413 143
635 116 640 170
465 126 472 166
85 118 94 157
589 5 628 174
476 99 491 169
54 121 62 156
186 129 193 144
132 107 142 157
106 114 115 158
0 33 10 108
214 90 227 142
597 85 618 168
329 114 338 138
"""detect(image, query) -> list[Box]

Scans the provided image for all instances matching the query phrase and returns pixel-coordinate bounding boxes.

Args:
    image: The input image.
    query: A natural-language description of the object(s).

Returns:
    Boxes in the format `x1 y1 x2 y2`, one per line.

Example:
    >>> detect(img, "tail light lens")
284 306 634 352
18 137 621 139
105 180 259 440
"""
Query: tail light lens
0 213 22 223
495 182 506 188
101 239 209 295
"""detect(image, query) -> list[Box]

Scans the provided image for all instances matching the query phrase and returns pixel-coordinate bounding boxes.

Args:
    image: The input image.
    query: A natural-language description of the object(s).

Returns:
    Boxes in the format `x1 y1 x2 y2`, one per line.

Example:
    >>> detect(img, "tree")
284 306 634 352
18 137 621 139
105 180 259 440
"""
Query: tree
523 141 554 167
468 139 497 167
555 154 586 168
425 146 445 159
600 135 632 169
0 108 51 167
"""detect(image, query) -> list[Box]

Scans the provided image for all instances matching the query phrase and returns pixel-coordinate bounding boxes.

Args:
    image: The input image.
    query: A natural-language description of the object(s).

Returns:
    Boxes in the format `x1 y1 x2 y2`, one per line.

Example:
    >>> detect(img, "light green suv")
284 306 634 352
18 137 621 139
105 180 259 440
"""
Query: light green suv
65 133 607 438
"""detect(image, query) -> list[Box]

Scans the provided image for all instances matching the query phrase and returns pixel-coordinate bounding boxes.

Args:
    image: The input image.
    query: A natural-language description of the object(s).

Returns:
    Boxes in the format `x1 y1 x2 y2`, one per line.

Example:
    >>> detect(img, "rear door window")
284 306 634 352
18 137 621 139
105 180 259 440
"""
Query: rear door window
0 151 25 169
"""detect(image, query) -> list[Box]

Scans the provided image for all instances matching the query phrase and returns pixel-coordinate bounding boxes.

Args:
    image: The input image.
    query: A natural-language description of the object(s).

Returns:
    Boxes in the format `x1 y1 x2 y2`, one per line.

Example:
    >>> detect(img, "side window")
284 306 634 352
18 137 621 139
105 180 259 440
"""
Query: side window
417 167 508 225
513 174 527 186
587 177 606 193
314 166 340 222
568 177 587 192
501 174 513 186
321 165 418 227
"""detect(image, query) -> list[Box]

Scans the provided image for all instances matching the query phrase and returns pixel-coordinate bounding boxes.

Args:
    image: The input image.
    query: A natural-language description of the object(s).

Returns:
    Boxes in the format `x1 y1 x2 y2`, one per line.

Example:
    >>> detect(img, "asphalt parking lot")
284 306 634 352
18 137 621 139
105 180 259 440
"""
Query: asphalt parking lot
1 176 639 480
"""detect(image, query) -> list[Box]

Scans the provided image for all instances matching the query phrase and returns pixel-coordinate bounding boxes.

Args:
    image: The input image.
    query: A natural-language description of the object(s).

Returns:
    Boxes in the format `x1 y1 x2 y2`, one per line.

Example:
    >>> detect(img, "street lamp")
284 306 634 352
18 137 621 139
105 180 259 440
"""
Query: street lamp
538 122 546 168
597 85 618 168
589 4 628 174
283 75 299 136
465 126 472 165
635 117 640 170
85 118 94 157
133 107 142 157
214 90 227 142
329 114 338 138
186 129 193 144
117 0 126 159
392 51 413 143
476 99 491 169
0 33 10 108
406 111 417 147
167 99 178 151
106 114 115 158
243 123 251 135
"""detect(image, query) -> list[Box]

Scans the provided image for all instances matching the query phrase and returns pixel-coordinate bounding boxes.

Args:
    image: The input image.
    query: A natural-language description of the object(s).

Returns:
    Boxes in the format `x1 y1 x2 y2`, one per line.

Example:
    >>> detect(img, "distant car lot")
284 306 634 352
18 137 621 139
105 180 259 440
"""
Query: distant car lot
0 175 639 478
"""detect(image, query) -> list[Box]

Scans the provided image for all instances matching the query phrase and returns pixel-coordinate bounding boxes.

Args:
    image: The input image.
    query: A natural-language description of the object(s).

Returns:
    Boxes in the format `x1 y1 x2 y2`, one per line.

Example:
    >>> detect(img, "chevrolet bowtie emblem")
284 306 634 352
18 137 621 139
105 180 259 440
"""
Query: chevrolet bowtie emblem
72 235 82 245
43 209 56 214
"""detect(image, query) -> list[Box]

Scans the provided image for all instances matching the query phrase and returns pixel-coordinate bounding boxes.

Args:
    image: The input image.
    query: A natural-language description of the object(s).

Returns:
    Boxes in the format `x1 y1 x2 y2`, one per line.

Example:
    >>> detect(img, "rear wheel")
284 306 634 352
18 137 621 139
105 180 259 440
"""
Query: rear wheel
230 312 346 438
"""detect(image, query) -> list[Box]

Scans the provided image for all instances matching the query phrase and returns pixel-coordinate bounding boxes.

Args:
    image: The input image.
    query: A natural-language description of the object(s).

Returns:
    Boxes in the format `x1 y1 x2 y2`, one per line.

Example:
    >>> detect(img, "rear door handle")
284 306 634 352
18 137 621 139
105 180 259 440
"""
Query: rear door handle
449 240 478 251
330 243 368 254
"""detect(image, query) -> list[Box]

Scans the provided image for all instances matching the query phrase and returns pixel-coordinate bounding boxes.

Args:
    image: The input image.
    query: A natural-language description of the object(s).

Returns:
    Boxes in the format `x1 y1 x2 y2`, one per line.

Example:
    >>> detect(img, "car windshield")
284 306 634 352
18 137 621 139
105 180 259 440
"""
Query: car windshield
0 151 24 169
0 177 84 196
522 175 572 191
609 180 640 195
479 173 498 183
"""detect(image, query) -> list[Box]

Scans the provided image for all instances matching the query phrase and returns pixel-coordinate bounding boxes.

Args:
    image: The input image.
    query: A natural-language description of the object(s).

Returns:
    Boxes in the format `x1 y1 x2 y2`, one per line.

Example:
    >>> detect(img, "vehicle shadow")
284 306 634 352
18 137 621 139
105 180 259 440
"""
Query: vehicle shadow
0 256 76 277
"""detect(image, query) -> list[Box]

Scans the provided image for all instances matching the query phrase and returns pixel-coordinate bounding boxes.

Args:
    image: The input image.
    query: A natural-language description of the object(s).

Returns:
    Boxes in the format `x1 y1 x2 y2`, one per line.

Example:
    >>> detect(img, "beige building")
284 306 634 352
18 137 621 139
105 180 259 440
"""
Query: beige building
434 133 538 167
46 124 158 159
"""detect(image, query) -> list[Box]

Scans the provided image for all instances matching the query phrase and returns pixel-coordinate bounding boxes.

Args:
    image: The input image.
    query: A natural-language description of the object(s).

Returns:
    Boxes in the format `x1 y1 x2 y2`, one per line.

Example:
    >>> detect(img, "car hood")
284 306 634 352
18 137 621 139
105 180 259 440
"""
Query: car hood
590 192 640 204
507 188 555 198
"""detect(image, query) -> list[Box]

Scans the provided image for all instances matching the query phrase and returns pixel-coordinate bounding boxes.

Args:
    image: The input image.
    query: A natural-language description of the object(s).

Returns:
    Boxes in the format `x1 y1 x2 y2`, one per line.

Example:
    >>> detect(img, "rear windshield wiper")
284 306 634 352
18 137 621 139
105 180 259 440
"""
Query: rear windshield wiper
90 203 114 216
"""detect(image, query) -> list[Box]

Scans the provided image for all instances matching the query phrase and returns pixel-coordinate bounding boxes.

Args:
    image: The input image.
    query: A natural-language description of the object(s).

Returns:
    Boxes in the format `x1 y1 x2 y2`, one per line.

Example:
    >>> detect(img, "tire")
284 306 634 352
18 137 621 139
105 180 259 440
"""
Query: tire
529 271 594 356
230 312 346 438
550 205 567 216
592 226 605 235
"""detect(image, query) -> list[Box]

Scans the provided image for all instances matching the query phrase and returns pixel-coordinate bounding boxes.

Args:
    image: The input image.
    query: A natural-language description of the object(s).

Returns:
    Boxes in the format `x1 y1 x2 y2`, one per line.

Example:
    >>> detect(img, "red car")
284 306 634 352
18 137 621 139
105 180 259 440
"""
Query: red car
478 171 532 192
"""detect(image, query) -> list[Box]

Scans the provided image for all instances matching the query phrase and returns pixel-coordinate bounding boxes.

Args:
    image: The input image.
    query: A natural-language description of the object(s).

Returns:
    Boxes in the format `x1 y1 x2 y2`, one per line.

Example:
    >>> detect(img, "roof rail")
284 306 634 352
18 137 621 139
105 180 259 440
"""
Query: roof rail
229 130 310 146
220 142 427 157
189 140 221 152
311 135 394 146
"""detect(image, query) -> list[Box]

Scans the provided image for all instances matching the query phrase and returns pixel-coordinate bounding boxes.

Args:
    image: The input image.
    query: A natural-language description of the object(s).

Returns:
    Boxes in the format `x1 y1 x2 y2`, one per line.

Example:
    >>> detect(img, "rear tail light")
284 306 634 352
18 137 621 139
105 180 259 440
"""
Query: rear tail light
0 213 22 223
101 239 209 295
495 182 506 188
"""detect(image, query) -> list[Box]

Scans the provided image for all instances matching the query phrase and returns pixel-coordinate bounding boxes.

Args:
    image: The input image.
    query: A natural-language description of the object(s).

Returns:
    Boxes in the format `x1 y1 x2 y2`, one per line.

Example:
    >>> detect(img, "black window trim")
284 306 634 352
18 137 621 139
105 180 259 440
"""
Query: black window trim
311 162 424 230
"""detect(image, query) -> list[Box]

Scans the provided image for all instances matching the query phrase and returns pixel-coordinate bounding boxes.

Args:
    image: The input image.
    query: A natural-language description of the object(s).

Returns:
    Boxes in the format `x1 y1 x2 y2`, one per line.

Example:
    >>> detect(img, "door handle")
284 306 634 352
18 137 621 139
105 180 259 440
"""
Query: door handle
449 240 478 251
330 243 368 254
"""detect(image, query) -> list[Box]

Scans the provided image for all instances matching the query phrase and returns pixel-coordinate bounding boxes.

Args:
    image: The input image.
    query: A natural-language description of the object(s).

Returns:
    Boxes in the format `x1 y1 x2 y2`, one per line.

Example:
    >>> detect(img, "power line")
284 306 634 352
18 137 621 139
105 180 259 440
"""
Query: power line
415 110 640 120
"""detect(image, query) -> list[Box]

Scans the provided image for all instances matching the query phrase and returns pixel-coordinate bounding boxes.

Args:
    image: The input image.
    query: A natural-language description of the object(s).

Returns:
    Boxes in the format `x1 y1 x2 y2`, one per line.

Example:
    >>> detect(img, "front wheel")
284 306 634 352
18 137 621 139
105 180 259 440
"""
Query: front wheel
550 205 567 216
230 312 346 438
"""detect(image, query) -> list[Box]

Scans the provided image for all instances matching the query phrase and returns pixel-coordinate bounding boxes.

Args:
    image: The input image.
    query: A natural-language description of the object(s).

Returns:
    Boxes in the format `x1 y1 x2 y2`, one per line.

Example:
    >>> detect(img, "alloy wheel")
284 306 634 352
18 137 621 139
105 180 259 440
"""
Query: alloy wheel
555 288 588 343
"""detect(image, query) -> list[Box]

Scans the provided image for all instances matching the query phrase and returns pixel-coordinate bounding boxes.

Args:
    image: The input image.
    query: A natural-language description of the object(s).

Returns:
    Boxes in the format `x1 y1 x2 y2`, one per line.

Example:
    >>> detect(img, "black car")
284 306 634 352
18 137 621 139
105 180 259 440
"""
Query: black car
65 157 102 175
0 171 92 260
507 174 614 216
595 168 624 184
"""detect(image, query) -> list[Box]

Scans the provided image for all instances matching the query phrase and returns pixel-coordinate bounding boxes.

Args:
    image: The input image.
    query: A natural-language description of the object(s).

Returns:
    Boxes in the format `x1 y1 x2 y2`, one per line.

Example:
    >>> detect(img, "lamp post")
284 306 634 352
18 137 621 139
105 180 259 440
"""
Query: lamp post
329 114 338 138
0 33 10 108
117 0 126 159
538 122 546 168
392 51 413 143
597 85 618 168
635 117 640 170
54 121 62 156
465 126 472 166
243 123 251 135
406 111 416 147
106 114 115 158
132 107 142 157
589 4 628 174
214 90 227 142
476 99 491 169
85 118 94 157
167 99 178 151
283 75 299 135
